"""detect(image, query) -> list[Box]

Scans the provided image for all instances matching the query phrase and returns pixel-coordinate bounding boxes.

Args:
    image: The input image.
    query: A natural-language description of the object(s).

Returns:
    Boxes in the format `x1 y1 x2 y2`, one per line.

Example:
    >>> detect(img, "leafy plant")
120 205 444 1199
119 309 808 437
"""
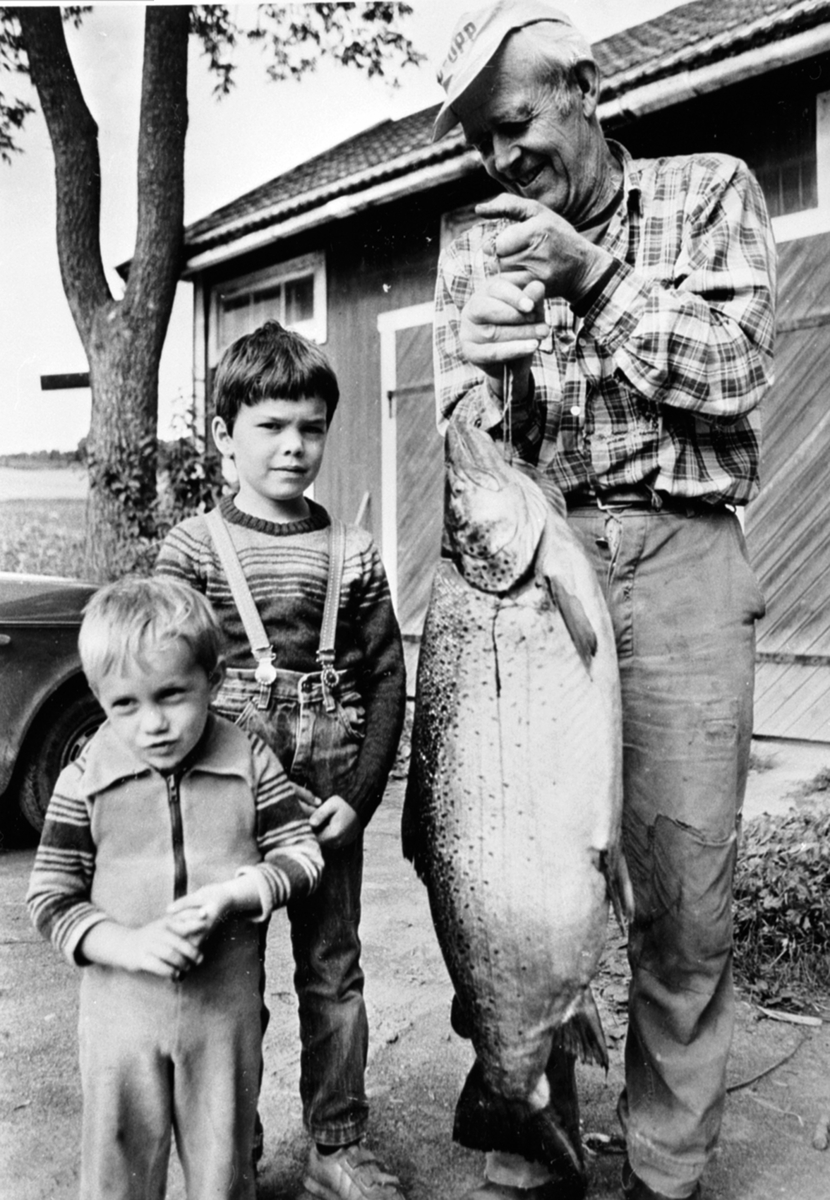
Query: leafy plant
733 807 830 1009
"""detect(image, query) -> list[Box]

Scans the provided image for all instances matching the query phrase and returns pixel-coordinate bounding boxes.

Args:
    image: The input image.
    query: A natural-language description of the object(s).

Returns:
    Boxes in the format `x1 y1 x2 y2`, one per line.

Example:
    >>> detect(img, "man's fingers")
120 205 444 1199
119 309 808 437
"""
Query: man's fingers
476 194 544 223
469 337 543 365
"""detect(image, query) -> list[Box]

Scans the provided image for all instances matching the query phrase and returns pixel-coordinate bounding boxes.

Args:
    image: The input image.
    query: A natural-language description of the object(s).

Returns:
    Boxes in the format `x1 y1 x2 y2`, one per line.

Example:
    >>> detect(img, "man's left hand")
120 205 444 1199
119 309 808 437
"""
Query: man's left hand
477 194 614 304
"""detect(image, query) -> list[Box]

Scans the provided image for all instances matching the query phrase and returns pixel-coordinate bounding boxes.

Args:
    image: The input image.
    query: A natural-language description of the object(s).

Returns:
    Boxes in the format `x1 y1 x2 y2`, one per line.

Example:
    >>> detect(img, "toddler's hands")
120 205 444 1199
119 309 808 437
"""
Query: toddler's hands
308 795 360 849
121 918 204 979
166 883 235 944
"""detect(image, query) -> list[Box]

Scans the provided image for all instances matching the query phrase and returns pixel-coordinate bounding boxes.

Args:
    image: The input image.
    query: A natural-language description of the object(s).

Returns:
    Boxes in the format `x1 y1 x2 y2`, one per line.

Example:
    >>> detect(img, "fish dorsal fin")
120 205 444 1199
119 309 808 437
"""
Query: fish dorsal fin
542 572 598 669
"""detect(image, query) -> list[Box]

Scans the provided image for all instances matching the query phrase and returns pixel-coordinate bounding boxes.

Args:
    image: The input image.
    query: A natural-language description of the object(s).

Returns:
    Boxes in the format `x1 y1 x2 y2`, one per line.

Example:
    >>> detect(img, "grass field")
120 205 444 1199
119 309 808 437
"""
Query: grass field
0 498 87 577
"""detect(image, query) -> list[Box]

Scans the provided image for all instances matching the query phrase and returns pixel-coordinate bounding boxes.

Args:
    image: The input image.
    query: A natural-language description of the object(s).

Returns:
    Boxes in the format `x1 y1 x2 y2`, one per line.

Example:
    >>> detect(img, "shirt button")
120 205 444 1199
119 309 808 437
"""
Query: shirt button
558 330 576 346
570 405 581 417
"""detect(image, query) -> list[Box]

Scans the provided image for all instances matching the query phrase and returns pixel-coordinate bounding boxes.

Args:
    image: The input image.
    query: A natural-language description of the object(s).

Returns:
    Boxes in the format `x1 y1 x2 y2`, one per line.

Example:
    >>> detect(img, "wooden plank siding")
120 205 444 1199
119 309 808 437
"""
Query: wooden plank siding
746 231 830 741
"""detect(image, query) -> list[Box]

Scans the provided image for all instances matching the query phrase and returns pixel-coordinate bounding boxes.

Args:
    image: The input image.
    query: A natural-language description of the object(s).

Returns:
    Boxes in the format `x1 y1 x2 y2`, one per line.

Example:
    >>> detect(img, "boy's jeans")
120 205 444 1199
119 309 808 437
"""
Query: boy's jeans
215 668 370 1147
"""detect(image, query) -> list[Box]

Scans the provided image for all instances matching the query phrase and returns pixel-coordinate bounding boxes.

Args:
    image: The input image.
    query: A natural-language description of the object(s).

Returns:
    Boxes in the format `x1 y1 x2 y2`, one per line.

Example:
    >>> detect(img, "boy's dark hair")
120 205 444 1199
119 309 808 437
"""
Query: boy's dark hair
213 320 340 431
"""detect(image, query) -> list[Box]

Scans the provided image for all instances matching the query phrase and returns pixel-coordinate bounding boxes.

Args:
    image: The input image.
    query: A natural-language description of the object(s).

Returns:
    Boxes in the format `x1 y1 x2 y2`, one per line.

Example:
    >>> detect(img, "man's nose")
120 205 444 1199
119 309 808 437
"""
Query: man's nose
491 133 520 174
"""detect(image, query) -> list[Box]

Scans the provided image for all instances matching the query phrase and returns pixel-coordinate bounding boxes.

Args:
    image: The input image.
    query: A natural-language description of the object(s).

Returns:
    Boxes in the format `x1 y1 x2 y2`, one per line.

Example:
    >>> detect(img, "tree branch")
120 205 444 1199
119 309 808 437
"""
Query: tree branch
125 4 189 357
13 5 109 345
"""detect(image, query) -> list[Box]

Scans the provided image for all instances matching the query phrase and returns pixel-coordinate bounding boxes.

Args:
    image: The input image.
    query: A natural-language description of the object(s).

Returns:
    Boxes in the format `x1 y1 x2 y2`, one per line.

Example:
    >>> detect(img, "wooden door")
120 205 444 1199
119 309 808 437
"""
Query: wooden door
378 304 445 648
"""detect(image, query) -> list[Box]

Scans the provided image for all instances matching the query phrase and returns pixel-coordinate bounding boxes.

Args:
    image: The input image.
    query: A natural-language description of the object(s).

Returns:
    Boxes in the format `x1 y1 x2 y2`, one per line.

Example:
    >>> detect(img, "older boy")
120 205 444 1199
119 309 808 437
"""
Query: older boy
155 321 407 1200
27 577 324 1200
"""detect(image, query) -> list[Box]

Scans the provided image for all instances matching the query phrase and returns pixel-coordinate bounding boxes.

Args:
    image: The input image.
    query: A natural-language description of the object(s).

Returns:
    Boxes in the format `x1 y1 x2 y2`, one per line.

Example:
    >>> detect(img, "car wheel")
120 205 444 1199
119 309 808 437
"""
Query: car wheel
17 689 104 833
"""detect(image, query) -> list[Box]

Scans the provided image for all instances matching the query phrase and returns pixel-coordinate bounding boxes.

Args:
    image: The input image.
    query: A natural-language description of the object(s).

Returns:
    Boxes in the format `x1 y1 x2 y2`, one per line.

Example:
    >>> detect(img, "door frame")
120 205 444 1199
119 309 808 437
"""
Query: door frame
377 301 434 612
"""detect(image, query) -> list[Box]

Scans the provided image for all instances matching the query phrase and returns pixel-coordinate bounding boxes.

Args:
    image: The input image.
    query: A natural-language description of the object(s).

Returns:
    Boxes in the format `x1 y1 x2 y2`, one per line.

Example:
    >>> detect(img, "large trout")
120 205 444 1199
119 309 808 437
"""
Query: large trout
403 419 630 1178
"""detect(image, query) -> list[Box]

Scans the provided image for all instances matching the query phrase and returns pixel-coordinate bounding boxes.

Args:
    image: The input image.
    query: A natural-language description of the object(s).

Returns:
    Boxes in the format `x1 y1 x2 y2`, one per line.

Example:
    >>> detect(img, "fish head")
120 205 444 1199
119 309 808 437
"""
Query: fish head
444 420 548 593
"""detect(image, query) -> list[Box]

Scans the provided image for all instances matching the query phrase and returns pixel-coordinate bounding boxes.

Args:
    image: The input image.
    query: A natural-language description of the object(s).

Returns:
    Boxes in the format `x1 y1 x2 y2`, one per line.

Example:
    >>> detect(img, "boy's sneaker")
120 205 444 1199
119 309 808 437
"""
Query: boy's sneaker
302 1143 406 1200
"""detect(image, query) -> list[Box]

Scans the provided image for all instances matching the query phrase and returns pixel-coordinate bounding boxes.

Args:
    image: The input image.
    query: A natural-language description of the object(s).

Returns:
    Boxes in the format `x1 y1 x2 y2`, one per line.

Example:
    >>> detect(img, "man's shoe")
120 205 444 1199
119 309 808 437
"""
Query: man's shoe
621 1159 702 1200
303 1143 406 1200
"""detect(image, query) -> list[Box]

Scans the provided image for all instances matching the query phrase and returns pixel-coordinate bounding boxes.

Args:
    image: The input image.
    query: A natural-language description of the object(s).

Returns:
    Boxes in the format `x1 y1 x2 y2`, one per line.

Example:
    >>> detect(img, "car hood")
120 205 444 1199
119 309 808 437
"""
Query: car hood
0 572 99 624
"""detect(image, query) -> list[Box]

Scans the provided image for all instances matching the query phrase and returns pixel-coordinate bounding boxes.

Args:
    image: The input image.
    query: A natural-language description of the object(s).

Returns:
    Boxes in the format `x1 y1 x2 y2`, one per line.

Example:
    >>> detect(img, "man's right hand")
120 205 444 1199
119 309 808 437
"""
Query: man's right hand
459 277 549 399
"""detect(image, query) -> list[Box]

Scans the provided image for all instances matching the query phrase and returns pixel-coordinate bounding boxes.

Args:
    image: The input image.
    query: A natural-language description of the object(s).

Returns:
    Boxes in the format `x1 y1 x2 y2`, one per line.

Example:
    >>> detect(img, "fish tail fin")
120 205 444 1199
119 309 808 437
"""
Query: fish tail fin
541 574 598 669
600 845 635 932
554 988 609 1071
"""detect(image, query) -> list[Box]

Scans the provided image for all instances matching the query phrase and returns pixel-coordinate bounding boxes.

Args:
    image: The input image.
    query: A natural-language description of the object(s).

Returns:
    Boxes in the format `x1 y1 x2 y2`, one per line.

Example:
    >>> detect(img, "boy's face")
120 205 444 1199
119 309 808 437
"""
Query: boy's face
95 639 218 773
212 395 328 522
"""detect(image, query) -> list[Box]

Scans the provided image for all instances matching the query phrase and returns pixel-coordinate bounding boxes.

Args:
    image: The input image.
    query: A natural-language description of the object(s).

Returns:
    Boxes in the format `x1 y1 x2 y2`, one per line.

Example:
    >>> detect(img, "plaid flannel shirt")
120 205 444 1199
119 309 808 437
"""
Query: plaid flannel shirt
434 143 777 505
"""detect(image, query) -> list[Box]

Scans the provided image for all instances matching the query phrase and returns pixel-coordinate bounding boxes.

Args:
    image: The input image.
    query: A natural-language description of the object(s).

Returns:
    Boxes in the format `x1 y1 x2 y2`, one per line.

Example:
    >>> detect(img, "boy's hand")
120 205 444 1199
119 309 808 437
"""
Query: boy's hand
167 876 265 939
293 782 322 815
165 904 213 946
79 917 205 979
307 795 360 849
166 882 236 943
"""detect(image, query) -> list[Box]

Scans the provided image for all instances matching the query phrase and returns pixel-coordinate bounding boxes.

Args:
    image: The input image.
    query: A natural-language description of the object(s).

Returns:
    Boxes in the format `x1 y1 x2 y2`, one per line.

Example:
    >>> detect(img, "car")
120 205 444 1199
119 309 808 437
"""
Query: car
0 571 103 836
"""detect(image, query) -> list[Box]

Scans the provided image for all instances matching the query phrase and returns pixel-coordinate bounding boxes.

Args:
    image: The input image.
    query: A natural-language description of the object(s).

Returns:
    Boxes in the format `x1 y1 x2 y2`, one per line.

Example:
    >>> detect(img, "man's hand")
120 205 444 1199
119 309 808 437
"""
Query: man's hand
307 795 361 850
476 194 614 304
459 276 548 397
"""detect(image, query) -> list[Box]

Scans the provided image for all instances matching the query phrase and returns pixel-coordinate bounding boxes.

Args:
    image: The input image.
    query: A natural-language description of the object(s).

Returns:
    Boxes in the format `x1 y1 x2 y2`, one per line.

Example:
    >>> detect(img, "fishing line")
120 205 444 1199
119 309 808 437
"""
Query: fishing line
489 222 515 467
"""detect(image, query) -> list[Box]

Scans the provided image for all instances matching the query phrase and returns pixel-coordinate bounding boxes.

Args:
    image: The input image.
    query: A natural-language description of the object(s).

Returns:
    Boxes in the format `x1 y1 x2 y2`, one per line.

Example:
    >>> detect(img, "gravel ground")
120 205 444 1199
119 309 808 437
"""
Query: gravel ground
2 743 830 1199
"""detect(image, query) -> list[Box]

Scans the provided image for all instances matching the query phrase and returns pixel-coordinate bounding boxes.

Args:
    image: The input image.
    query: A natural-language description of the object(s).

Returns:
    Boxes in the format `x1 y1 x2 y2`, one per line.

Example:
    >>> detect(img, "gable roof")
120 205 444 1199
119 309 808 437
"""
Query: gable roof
183 0 830 271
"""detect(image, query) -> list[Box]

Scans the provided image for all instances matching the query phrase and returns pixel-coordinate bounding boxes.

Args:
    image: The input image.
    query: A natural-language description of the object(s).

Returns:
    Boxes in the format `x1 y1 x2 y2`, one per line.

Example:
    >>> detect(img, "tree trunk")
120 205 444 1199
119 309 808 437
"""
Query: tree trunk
15 5 189 581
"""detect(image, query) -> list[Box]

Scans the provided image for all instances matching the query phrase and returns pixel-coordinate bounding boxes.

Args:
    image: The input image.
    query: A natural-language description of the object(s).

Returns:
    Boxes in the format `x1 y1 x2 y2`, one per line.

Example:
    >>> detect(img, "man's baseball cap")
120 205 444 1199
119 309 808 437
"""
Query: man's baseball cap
433 0 594 140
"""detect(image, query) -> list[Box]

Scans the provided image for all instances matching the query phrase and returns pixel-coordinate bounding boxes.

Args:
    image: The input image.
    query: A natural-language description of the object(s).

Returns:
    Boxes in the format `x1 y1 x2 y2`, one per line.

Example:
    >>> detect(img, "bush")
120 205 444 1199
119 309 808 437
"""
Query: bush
734 807 830 1006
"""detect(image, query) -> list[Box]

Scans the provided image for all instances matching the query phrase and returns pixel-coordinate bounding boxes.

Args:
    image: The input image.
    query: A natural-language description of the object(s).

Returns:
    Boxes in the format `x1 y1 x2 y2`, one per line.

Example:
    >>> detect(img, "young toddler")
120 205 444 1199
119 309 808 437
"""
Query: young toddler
27 576 324 1200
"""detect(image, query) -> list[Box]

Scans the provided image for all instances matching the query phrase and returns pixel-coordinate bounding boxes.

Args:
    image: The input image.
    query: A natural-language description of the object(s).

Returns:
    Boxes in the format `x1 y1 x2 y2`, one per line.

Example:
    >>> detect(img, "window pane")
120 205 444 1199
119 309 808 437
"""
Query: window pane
251 285 285 327
285 275 315 325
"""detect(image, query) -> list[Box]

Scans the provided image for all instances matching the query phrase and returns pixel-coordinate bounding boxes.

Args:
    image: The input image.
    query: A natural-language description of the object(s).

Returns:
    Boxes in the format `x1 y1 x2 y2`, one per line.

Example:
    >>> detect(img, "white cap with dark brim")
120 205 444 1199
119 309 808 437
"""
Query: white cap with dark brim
433 0 594 141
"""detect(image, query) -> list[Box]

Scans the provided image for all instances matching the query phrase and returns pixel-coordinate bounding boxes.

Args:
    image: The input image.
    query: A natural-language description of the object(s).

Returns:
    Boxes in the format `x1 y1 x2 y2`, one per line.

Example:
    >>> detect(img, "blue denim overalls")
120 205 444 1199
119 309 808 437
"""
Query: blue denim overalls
206 507 370 1148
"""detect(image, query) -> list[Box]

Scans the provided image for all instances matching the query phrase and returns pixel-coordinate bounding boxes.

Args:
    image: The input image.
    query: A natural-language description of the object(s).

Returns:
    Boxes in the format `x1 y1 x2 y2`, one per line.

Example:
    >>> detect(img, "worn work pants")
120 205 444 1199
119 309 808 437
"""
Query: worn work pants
216 669 370 1148
78 924 261 1200
566 505 765 1198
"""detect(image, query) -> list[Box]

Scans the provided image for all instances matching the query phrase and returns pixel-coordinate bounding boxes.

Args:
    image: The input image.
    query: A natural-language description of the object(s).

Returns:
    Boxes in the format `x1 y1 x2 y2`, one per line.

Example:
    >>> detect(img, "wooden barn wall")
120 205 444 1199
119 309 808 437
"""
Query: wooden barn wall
321 196 439 542
744 231 830 742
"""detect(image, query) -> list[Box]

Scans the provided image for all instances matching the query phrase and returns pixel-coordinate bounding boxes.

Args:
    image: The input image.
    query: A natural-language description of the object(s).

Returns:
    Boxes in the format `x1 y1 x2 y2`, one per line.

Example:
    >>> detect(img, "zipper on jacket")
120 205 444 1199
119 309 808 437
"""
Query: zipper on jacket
166 772 188 900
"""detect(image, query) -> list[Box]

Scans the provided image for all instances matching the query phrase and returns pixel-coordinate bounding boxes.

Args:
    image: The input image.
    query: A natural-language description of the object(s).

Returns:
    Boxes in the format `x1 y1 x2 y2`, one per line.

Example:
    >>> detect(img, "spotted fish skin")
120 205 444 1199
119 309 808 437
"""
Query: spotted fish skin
404 422 627 1105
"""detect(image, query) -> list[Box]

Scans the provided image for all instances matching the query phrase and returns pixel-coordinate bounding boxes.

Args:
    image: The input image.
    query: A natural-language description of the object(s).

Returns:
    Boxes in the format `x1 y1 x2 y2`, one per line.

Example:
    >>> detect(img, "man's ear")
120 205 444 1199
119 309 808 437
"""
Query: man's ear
574 60 600 118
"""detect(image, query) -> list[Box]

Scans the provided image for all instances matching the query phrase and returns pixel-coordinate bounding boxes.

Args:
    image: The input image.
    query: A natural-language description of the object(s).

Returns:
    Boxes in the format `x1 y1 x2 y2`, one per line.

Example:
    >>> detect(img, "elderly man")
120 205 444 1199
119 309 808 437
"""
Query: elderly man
430 3 776 1200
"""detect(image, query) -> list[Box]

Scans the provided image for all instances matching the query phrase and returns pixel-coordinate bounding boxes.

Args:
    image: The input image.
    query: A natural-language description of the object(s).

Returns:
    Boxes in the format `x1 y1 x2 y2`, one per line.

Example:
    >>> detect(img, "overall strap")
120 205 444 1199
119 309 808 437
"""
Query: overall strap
205 507 276 704
317 518 346 712
206 506 346 712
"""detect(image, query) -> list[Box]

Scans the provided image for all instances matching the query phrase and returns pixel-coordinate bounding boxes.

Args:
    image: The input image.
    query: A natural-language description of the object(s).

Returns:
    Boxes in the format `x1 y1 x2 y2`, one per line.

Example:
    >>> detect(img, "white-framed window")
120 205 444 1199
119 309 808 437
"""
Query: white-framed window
772 89 830 243
212 251 327 358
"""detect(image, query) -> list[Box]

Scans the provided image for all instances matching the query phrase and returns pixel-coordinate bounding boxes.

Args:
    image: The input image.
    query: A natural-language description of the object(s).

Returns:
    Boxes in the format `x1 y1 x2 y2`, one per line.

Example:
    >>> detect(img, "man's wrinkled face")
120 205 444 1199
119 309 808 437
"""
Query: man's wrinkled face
457 35 598 224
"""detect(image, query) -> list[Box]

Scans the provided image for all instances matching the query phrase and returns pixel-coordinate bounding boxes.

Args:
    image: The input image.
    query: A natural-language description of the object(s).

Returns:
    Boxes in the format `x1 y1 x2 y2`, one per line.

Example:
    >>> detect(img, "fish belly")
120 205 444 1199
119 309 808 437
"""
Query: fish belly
408 558 621 1101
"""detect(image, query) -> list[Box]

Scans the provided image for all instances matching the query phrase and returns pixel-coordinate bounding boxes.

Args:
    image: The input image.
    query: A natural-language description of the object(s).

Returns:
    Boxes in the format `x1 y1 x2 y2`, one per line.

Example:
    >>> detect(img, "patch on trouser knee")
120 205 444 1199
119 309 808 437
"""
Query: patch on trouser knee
625 808 737 997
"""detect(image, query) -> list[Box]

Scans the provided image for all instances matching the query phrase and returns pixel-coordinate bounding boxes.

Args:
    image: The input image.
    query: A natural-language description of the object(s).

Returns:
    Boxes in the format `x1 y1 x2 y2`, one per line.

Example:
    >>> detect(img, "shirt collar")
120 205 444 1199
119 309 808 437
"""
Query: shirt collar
599 140 640 258
79 713 249 796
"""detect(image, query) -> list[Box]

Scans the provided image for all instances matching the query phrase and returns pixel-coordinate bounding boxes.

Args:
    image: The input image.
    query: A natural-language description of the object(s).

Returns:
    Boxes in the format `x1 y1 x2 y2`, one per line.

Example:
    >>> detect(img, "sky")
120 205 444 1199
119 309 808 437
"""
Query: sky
0 0 685 453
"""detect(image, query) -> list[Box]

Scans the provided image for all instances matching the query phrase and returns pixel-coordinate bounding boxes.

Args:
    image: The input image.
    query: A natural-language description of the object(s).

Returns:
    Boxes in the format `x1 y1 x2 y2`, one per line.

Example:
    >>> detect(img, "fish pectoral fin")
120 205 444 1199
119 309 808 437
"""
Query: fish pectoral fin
600 845 635 930
553 988 609 1071
541 573 598 668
